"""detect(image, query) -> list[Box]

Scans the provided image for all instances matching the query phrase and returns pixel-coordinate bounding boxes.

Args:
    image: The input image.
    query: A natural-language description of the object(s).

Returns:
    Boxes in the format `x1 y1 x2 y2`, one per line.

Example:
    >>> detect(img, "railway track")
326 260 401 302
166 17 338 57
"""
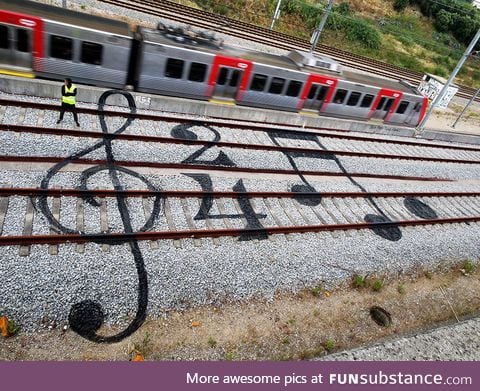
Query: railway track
1 89 480 342
1 95 479 252
2 98 480 154
1 123 479 166
1 188 480 252
97 0 478 100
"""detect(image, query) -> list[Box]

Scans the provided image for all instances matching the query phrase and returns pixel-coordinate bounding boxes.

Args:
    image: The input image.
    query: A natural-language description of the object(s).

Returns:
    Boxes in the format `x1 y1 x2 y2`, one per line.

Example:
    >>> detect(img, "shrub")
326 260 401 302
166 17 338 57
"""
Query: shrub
346 18 381 50
335 2 351 16
328 14 381 50
394 0 410 12
434 9 453 33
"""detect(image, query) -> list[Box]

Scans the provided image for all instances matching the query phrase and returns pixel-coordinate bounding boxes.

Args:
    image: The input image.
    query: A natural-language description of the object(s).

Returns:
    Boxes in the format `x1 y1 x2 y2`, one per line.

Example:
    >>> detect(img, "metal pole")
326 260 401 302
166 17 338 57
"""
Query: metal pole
310 0 334 53
417 27 480 131
270 0 283 30
452 87 480 128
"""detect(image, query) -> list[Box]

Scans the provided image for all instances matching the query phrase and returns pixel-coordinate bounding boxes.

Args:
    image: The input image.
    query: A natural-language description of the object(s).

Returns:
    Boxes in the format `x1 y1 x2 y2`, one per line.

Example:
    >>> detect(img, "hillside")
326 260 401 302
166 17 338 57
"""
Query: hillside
173 0 480 88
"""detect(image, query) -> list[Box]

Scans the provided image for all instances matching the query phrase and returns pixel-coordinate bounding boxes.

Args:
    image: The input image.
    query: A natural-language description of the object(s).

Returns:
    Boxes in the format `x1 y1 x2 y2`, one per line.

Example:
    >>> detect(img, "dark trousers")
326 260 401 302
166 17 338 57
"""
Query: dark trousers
59 102 79 123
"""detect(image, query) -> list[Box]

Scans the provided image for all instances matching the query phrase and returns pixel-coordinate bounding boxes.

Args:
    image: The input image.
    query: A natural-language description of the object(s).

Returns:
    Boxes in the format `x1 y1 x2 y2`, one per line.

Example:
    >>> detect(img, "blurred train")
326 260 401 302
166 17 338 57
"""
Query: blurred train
0 0 428 126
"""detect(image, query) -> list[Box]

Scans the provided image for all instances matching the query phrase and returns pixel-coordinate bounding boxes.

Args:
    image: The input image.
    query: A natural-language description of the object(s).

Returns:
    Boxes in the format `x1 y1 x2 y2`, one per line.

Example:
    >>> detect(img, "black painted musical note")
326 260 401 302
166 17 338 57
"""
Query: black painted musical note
38 90 162 342
185 173 268 241
267 129 403 241
171 122 235 166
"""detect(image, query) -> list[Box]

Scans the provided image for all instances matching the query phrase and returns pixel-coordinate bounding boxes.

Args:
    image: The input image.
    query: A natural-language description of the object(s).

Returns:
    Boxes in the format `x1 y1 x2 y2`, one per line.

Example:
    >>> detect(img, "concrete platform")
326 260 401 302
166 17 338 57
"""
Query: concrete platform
1 74 479 145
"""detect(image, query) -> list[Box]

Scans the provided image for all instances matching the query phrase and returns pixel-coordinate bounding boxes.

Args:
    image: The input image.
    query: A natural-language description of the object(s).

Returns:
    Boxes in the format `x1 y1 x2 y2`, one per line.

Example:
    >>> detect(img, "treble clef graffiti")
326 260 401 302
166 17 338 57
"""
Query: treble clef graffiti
38 90 163 343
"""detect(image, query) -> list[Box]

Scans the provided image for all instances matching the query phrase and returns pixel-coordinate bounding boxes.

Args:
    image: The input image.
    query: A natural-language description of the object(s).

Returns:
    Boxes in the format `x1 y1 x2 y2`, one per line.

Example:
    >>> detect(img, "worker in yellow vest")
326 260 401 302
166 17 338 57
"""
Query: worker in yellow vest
56 78 80 127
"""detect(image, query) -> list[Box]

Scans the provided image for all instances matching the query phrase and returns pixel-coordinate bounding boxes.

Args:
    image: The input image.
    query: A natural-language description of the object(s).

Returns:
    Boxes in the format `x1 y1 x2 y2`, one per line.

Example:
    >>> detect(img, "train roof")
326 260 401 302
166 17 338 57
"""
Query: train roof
0 0 131 36
139 26 420 96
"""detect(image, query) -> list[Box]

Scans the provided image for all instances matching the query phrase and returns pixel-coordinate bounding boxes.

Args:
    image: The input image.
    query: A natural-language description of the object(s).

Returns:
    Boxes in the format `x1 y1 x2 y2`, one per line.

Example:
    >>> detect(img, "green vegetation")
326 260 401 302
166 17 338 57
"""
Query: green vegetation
310 284 324 297
371 279 384 292
186 0 480 87
462 259 476 274
324 339 335 352
352 274 367 289
207 336 217 348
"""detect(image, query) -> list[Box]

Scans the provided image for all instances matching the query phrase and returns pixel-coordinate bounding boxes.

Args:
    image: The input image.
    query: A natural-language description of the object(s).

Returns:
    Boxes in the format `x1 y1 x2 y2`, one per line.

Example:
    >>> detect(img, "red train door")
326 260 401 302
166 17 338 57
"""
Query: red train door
207 55 253 101
298 74 337 112
369 88 403 121
0 10 43 74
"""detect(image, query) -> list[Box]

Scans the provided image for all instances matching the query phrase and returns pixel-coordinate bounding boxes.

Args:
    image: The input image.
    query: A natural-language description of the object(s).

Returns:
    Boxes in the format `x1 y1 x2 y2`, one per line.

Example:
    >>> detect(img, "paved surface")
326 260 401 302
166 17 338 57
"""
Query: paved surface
322 317 480 360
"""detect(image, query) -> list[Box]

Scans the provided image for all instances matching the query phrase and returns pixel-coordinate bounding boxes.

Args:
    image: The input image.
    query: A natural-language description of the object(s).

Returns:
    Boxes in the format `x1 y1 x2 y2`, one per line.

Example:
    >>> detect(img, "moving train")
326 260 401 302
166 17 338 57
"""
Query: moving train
0 0 428 126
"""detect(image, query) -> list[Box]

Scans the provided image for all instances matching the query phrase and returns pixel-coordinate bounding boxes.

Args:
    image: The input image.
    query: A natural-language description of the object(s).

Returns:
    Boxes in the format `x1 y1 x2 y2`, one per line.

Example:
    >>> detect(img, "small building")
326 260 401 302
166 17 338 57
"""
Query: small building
417 74 458 109
473 0 480 10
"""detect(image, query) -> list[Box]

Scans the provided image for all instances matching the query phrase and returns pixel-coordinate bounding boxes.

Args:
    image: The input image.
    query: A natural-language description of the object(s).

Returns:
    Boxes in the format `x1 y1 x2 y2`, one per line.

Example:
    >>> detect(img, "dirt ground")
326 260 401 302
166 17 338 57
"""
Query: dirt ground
427 99 480 136
1 261 479 361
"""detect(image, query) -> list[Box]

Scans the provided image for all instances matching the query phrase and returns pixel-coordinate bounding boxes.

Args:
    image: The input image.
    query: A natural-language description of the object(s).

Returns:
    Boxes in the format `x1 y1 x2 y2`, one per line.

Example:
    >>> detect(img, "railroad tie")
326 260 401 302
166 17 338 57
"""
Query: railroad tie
100 197 109 252
142 197 159 249
194 198 220 246
180 198 202 247
76 198 85 254
48 197 61 255
163 198 182 249
19 198 34 257
0 196 9 236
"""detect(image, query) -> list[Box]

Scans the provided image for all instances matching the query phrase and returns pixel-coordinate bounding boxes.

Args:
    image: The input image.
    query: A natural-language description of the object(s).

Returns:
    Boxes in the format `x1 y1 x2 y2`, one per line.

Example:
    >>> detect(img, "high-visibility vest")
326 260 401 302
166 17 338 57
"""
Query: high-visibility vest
62 84 76 105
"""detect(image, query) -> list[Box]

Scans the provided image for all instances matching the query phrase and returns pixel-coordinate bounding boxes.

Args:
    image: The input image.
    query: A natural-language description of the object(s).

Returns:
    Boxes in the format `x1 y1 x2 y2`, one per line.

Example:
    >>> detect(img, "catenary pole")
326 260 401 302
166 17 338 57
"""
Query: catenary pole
452 86 480 128
310 0 334 53
416 27 480 132
270 0 283 30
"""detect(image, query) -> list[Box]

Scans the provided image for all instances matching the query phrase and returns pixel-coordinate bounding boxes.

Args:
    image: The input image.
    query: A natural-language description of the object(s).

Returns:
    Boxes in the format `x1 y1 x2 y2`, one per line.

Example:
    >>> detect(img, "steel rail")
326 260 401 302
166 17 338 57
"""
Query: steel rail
1 187 479 198
1 215 479 246
1 124 478 164
2 102 480 153
0 155 453 182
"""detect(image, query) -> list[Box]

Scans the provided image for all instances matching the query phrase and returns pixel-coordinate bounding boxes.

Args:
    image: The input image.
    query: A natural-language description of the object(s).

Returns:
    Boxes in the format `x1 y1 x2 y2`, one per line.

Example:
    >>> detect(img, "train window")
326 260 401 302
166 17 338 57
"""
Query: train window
307 85 318 99
188 62 207 82
286 80 302 97
0 26 8 49
217 68 228 85
317 86 329 101
360 94 374 108
333 89 347 104
165 58 185 79
268 77 285 94
50 35 73 60
250 74 268 91
346 91 361 106
16 29 29 52
229 70 241 87
396 100 409 114
81 41 103 65
384 98 394 112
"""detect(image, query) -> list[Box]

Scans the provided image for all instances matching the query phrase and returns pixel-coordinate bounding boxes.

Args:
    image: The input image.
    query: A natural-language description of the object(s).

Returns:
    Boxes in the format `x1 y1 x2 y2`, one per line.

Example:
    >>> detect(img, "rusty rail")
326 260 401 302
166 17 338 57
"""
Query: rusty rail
1 215 479 246
1 124 478 164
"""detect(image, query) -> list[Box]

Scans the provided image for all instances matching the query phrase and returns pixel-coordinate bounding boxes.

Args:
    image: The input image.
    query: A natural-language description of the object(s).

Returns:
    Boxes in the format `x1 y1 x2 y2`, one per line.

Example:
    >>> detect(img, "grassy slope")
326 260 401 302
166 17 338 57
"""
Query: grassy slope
177 0 480 87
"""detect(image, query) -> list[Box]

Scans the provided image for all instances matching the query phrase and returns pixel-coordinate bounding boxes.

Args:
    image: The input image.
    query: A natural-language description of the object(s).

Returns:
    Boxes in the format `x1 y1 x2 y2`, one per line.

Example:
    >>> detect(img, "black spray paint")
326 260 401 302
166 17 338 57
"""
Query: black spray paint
38 90 162 343
172 126 268 241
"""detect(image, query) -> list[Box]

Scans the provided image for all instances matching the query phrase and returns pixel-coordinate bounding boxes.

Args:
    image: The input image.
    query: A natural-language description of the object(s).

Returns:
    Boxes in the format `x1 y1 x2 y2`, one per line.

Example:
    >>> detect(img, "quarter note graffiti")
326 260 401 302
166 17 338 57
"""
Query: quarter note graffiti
38 90 163 343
